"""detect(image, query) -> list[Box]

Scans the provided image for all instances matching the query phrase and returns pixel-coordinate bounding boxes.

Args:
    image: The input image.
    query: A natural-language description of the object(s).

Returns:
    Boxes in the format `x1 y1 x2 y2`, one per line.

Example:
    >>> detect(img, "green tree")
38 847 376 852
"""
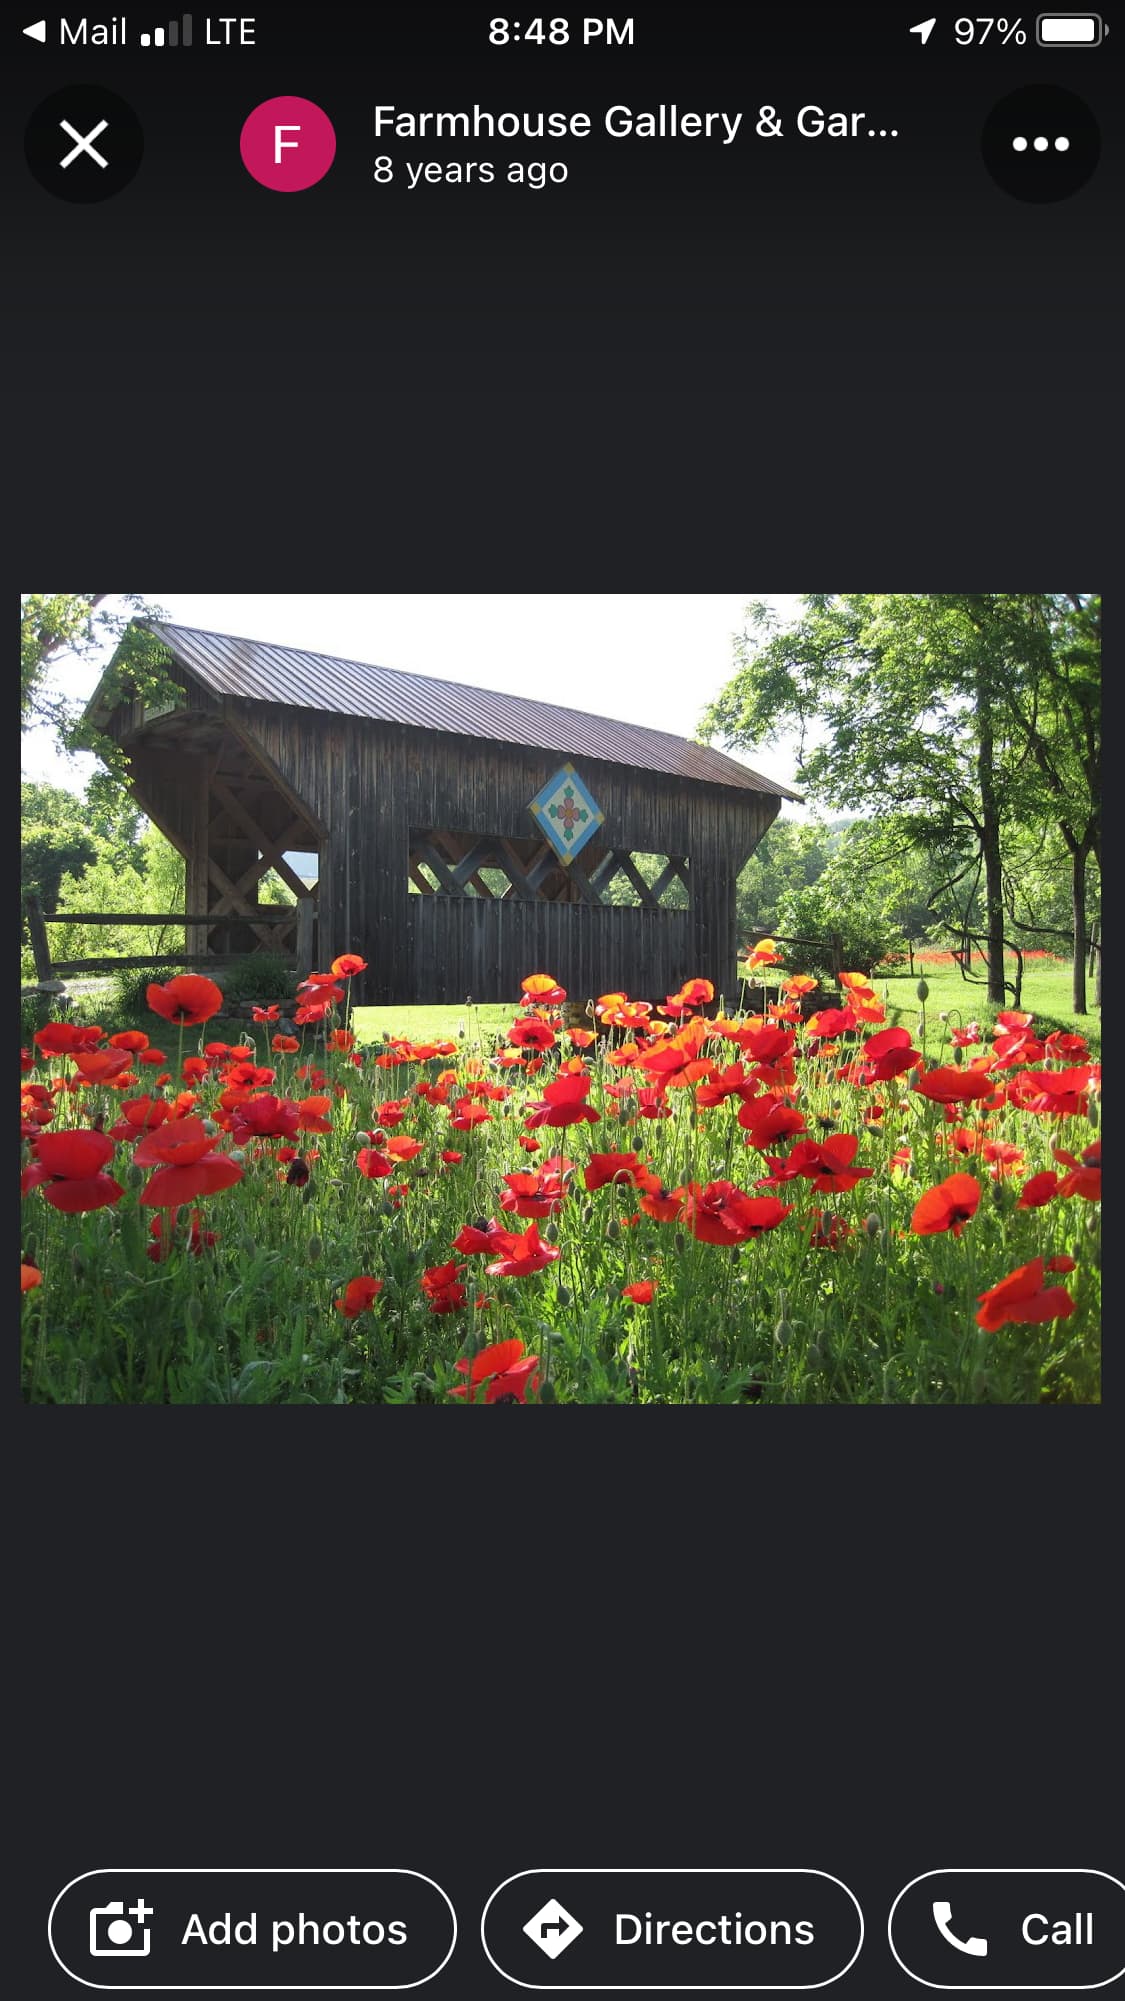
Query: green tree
21 593 174 775
702 594 1099 1008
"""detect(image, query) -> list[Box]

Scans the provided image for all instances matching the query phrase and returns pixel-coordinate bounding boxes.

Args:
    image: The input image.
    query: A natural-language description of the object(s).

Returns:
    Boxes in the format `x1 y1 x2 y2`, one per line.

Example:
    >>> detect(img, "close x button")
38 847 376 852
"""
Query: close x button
482 1870 863 1989
889 1871 1125 1989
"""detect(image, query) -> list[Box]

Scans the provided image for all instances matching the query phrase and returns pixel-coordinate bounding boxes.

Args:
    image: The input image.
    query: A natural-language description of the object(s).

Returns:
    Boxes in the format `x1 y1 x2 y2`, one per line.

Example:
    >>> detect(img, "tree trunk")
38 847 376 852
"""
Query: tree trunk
975 668 1007 1004
1071 845 1089 1014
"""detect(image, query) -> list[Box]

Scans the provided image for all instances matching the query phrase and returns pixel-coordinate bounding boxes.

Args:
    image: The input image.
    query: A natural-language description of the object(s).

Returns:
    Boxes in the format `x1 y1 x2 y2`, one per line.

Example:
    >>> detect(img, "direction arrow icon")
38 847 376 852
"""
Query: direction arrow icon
24 18 48 38
910 16 937 42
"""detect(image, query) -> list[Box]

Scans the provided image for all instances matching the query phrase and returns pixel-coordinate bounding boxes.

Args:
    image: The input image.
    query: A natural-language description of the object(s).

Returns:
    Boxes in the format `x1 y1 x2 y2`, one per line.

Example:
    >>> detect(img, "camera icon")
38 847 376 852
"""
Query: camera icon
89 1900 154 1956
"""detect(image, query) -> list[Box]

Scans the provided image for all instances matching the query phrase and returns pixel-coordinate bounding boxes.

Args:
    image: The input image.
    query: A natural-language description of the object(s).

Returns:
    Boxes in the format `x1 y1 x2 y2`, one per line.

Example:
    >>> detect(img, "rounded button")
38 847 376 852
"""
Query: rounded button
482 1870 863 1989
48 1870 456 1990
889 1870 1125 1989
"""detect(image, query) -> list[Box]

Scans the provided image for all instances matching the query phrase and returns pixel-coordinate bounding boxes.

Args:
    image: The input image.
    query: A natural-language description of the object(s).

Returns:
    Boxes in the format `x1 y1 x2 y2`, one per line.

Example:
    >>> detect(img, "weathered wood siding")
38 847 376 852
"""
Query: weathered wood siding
221 702 780 1004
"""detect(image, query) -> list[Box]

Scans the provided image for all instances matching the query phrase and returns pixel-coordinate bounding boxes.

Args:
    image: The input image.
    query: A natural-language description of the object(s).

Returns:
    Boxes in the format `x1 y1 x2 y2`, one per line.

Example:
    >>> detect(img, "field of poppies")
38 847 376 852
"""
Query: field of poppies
20 945 1100 1404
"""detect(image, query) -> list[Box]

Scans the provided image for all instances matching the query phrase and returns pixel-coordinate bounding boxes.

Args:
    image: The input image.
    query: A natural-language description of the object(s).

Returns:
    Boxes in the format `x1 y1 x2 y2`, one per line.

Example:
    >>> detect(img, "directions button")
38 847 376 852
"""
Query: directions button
483 1871 863 1989
889 1871 1125 1989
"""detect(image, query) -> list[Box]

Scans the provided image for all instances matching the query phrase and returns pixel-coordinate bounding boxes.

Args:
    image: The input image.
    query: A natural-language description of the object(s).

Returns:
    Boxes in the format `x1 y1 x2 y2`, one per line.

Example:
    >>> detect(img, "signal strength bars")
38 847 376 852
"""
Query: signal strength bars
141 13 192 43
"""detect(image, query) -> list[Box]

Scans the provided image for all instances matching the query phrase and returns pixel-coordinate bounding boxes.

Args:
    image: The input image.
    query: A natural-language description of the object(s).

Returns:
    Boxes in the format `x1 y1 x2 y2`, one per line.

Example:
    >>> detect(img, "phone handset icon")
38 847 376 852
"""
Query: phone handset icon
932 1901 989 1958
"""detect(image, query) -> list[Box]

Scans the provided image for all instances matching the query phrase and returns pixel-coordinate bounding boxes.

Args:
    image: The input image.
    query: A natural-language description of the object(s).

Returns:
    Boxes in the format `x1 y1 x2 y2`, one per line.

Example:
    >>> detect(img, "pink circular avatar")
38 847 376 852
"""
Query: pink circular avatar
240 96 335 191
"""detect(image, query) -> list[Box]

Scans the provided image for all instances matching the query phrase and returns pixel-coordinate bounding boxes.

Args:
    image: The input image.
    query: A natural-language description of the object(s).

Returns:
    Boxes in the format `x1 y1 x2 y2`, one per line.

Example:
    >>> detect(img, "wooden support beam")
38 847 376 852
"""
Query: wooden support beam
295 897 315 980
24 894 54 981
209 776 315 900
205 858 281 947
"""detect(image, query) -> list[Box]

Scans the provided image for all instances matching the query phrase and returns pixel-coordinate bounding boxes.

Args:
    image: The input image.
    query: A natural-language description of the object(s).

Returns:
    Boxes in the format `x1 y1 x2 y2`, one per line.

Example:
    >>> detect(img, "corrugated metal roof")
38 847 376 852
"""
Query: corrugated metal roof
116 620 800 799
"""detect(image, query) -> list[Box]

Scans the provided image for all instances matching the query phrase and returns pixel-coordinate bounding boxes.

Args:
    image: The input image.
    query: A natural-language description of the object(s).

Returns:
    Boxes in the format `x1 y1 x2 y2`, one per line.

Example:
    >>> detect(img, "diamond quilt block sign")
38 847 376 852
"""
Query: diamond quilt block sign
528 763 605 865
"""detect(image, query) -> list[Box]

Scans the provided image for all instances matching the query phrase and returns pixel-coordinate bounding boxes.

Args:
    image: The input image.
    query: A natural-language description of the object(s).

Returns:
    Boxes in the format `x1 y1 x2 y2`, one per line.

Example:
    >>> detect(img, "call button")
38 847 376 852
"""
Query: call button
889 1871 1125 1989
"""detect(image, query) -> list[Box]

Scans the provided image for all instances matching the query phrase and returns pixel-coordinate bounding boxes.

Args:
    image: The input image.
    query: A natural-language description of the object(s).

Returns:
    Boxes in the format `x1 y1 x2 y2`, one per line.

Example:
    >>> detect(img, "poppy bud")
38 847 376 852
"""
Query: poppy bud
605 1217 620 1241
916 978 929 1001
544 1220 559 1243
71 1247 84 1280
201 1117 218 1135
1087 1097 1099 1130
306 1234 323 1261
184 1296 203 1329
23 1236 36 1267
865 1213 881 1238
1085 1210 1099 1235
773 1316 793 1349
953 1043 963 1065
581 1203 595 1226
126 1162 145 1189
538 1378 556 1404
240 1231 258 1258
971 1367 989 1399
674 1232 686 1255
229 1149 246 1165
806 1341 824 1370
556 1283 572 1307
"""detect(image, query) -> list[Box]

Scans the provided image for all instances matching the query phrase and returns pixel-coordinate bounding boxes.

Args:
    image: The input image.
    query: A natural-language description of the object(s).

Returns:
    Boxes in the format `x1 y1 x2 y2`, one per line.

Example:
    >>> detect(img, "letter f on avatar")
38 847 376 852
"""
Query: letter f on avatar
274 124 300 163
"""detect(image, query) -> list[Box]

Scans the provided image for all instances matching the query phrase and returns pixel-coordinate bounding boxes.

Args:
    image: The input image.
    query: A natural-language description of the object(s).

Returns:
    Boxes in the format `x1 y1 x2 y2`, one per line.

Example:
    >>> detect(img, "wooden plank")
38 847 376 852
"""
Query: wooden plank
205 858 279 947
50 953 298 976
40 909 296 928
24 893 54 980
295 896 315 980
209 776 314 900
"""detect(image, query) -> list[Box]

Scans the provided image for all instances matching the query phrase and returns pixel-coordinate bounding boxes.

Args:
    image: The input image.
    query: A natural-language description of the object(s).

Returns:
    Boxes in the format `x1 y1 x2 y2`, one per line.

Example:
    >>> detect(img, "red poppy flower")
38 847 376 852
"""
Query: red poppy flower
1005 1067 1095 1119
441 1149 463 1166
335 1275 384 1317
356 1146 394 1179
500 1169 568 1218
452 1219 513 1255
568 1028 596 1049
108 1095 171 1142
326 1028 356 1052
982 1140 1025 1178
449 1336 540 1402
231 1095 301 1143
384 1134 423 1161
746 938 783 969
910 1173 981 1237
621 1279 656 1304
508 1016 557 1050
857 1025 922 1083
975 1257 1077 1333
1016 1169 1060 1209
738 1098 807 1148
421 1260 468 1314
21 1262 43 1292
449 1097 493 1130
1052 1140 1101 1201
252 1004 281 1023
783 974 818 999
330 953 368 978
70 1046 136 1086
806 1209 852 1250
24 1127 124 1213
913 1064 995 1105
521 973 567 1005
485 1221 562 1277
638 1185 686 1223
682 1181 792 1246
146 1211 219 1261
108 1029 149 1052
524 1072 600 1129
758 1133 873 1194
296 1095 334 1135
804 1006 858 1040
33 1021 104 1056
132 1116 244 1206
584 1151 645 1192
146 974 224 1026
695 1062 760 1109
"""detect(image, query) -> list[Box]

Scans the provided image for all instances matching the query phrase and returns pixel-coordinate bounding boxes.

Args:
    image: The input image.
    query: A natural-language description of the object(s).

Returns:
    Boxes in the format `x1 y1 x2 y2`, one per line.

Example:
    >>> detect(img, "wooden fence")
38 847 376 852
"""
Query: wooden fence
22 894 315 984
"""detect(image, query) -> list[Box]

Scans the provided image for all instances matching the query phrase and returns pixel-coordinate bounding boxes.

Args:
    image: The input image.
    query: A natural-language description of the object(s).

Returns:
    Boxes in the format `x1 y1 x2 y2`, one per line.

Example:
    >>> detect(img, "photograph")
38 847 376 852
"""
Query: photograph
21 592 1101 1405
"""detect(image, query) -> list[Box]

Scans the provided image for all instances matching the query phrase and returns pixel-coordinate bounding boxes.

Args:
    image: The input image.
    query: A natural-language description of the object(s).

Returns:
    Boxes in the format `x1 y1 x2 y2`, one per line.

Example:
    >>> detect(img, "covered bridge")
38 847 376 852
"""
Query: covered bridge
89 620 799 1006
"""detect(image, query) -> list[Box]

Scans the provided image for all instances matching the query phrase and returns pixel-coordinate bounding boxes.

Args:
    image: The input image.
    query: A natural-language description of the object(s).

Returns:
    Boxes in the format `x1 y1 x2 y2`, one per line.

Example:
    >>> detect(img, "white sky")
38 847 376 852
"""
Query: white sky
21 592 811 820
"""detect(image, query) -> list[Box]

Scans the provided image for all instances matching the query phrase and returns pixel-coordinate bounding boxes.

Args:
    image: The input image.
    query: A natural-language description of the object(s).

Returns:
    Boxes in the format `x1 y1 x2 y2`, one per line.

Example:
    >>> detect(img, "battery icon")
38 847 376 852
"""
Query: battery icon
1036 13 1103 41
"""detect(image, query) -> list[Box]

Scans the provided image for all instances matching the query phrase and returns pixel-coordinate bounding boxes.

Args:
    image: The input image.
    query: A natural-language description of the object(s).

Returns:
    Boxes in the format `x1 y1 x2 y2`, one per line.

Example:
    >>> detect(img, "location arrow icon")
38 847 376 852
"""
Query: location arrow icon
24 18 48 38
910 16 937 42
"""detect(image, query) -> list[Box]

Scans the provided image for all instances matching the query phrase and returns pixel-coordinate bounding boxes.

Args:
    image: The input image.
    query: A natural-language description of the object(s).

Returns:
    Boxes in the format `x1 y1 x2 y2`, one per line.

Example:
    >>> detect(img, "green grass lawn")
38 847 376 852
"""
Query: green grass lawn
351 1002 511 1048
352 963 1098 1060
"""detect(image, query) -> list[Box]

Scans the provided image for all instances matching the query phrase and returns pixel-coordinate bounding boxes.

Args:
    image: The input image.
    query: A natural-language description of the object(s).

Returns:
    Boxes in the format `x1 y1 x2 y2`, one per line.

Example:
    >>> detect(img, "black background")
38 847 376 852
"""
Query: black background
10 5 1119 1997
